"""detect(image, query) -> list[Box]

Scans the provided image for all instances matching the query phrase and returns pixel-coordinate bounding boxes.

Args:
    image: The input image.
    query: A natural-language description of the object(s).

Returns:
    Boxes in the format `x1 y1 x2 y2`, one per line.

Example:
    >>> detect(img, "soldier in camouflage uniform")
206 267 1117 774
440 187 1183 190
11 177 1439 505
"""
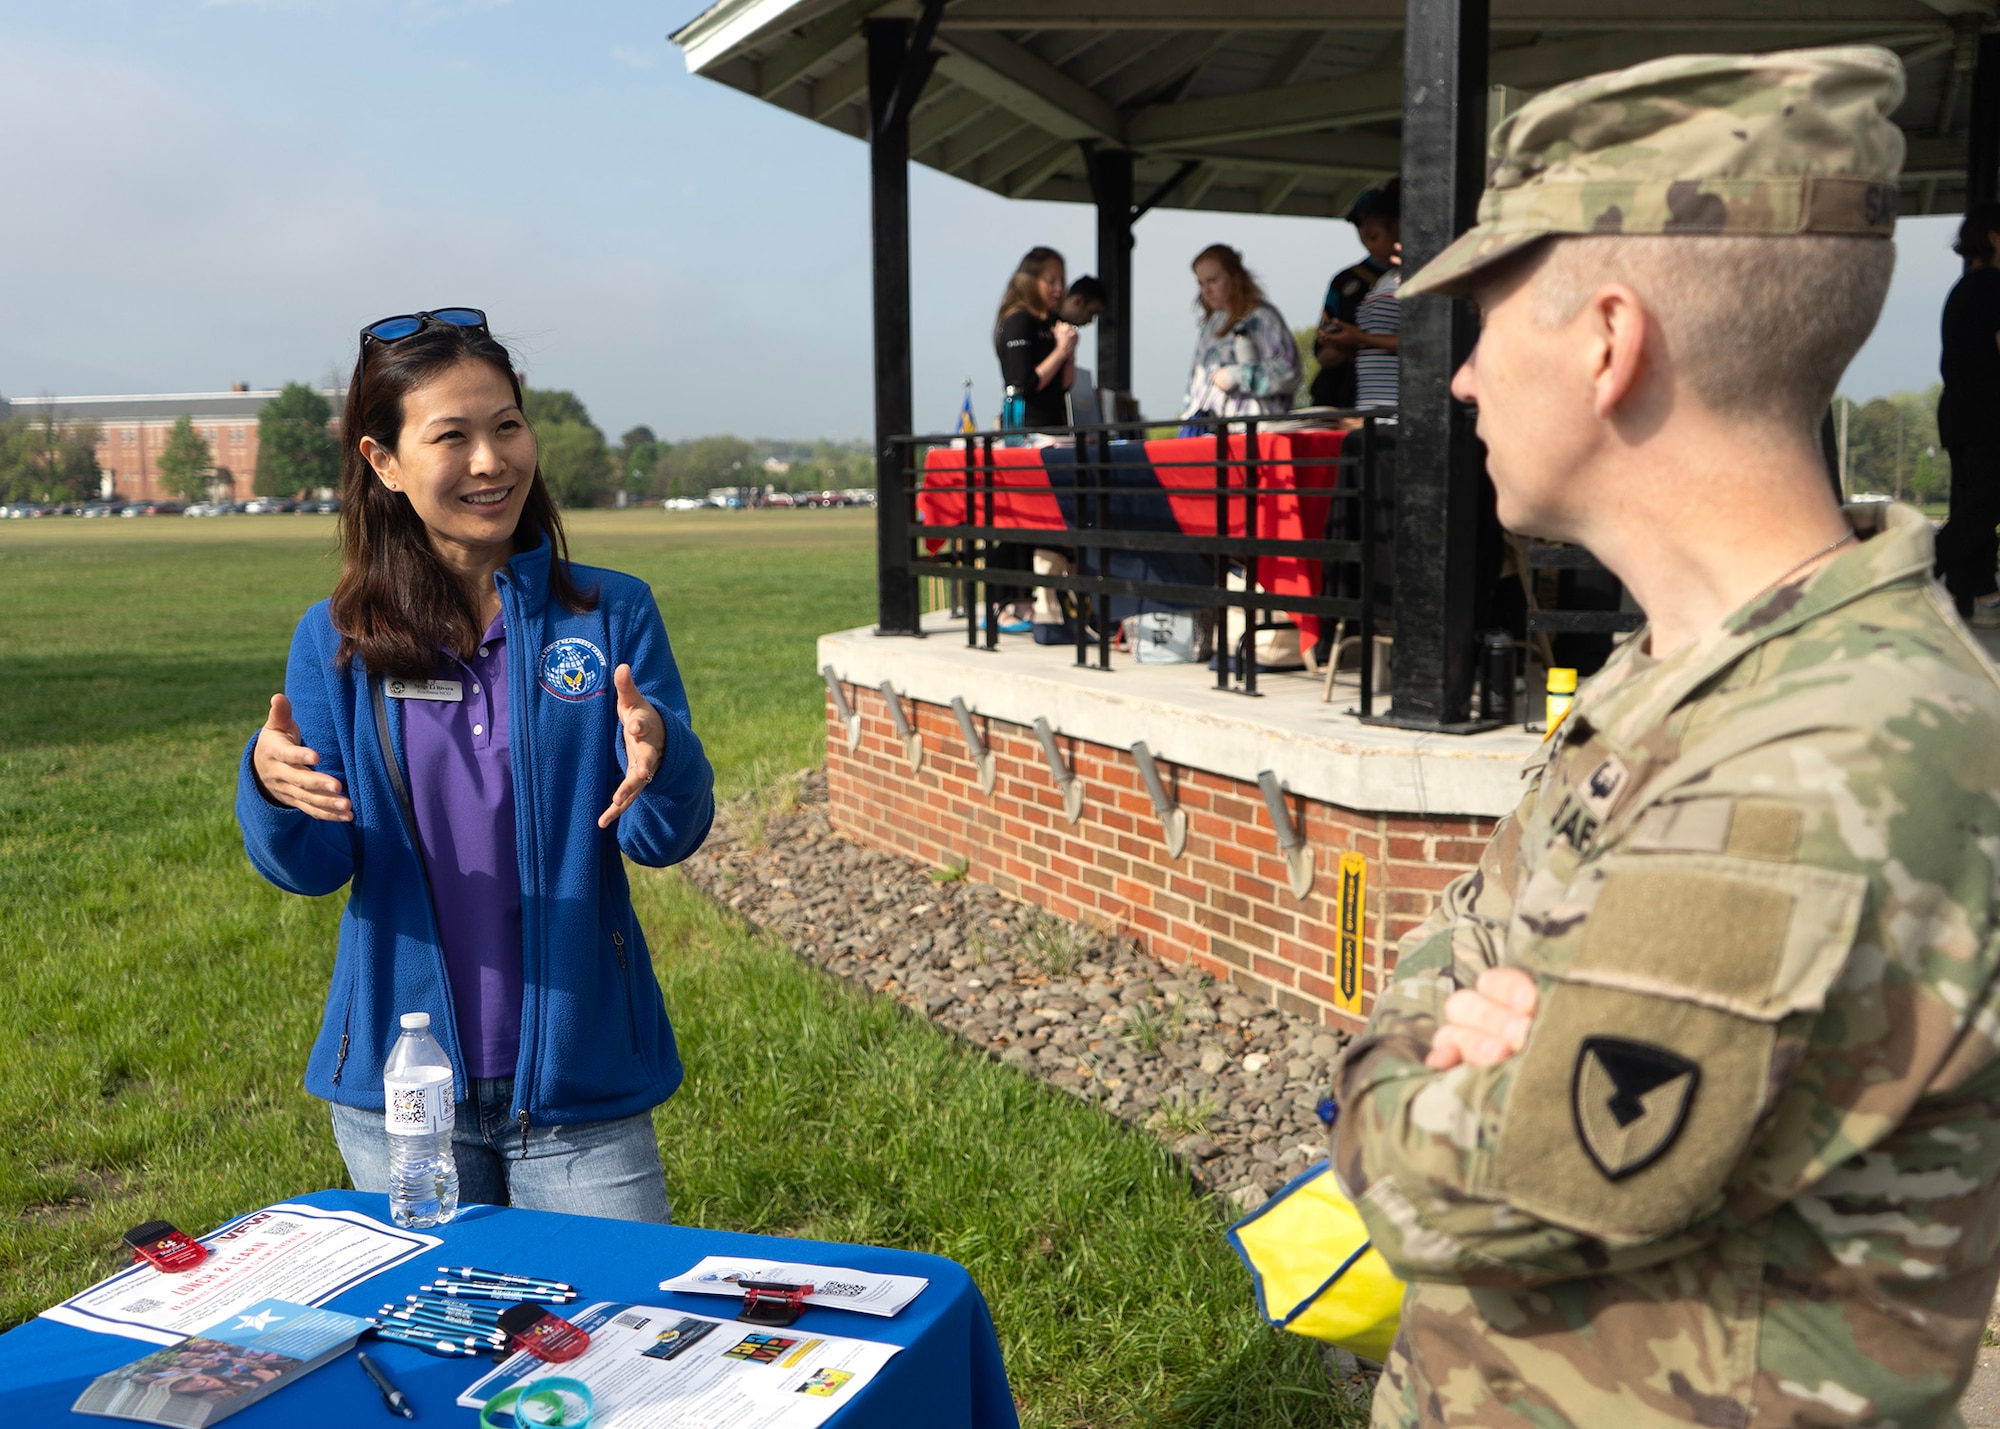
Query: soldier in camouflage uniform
1333 47 2000 1427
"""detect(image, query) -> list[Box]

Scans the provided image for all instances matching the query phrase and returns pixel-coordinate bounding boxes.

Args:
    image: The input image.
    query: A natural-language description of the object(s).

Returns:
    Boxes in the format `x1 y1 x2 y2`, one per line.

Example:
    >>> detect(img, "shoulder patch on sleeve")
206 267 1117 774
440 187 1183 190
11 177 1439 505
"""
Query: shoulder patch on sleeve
1573 1037 1699 1181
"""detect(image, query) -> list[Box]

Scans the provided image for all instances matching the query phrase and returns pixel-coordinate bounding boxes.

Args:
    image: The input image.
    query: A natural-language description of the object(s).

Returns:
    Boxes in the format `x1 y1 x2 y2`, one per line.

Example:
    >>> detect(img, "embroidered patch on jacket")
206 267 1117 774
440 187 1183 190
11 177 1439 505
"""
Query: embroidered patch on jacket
1579 753 1629 818
539 636 608 701
1572 1036 1699 1181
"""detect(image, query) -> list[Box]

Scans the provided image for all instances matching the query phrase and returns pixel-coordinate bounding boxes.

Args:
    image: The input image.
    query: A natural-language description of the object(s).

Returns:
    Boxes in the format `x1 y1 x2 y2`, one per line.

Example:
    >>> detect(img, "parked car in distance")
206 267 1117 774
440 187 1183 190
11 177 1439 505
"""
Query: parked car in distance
297 496 342 514
1 501 43 519
79 501 127 518
120 500 186 516
240 497 296 514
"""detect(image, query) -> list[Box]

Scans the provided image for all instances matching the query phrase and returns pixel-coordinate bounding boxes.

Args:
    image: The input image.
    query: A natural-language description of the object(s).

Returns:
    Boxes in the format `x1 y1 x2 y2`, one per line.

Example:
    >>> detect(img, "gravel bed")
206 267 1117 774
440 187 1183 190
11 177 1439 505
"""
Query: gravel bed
678 770 1347 1208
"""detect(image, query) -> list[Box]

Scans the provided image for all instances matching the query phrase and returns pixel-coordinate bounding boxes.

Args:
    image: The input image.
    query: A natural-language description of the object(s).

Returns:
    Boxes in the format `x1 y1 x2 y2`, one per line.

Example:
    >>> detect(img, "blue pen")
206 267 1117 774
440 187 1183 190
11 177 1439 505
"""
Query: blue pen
380 1309 507 1345
439 1266 576 1292
405 1298 506 1322
369 1323 486 1357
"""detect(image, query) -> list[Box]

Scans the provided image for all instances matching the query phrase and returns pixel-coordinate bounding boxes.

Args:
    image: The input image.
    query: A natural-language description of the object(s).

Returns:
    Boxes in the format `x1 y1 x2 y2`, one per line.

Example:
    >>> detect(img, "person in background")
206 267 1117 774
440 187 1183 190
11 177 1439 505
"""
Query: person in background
1179 244 1300 429
1311 179 1401 409
994 247 1077 433
238 309 714 1222
1351 236 1403 411
1935 203 2000 625
1059 275 1108 427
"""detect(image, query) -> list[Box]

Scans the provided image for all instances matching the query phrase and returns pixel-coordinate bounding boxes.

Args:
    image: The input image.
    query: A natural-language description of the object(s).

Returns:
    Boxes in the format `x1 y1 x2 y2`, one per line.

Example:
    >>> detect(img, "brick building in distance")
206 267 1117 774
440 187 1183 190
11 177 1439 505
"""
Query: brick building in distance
0 385 340 501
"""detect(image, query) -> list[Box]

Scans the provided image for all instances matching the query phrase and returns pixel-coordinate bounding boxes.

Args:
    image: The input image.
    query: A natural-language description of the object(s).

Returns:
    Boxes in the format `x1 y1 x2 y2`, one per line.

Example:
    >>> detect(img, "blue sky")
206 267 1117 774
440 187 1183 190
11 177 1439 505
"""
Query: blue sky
0 0 1965 441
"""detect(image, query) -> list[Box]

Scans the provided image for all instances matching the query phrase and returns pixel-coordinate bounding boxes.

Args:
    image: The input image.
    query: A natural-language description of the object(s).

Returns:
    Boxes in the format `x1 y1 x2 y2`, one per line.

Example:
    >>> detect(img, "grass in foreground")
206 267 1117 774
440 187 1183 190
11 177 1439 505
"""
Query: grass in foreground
0 511 1357 1427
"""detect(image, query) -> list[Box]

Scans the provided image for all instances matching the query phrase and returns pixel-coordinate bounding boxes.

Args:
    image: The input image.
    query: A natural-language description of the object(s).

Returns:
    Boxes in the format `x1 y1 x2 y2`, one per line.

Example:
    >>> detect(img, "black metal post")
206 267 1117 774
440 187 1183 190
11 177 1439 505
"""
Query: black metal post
1969 32 2000 209
869 18 922 635
1379 0 1493 730
1089 148 1136 397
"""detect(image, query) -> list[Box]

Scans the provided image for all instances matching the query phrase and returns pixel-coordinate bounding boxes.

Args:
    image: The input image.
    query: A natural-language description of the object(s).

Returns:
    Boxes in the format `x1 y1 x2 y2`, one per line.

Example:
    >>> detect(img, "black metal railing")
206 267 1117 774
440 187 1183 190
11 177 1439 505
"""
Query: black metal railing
882 411 1394 712
1521 539 1643 726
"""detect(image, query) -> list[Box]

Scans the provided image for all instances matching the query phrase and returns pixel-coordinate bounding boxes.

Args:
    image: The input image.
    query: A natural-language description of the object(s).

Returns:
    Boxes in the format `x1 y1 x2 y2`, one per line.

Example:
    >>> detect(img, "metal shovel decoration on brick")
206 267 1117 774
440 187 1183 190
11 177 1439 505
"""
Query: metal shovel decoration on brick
1130 741 1187 859
1257 770 1316 900
878 680 923 772
950 697 997 794
1033 717 1085 824
821 665 862 753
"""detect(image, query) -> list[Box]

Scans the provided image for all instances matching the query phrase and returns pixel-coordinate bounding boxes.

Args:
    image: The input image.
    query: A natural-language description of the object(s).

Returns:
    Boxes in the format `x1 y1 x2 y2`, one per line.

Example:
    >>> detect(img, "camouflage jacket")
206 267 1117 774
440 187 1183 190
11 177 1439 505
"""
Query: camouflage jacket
1335 503 2000 1427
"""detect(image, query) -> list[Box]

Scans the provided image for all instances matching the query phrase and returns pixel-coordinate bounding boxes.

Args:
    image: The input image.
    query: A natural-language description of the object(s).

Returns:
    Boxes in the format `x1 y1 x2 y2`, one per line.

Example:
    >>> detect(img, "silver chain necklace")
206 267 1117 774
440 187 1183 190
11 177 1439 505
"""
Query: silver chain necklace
1749 529 1854 607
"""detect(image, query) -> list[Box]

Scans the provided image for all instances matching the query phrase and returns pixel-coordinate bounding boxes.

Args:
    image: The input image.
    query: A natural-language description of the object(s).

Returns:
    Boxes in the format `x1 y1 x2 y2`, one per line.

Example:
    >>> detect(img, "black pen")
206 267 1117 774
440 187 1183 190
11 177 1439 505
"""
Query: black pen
358 1351 416 1419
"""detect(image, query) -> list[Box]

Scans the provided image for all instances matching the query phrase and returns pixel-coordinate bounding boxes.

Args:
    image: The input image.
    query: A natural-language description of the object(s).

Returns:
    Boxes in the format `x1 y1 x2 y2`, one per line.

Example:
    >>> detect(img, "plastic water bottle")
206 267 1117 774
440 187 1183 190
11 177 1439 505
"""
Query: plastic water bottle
383 1012 459 1228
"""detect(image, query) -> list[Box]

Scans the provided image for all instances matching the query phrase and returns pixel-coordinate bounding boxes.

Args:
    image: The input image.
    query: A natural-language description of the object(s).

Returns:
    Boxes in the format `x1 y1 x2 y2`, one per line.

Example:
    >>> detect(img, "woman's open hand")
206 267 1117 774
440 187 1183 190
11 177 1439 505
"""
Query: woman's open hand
599 664 666 829
253 694 353 821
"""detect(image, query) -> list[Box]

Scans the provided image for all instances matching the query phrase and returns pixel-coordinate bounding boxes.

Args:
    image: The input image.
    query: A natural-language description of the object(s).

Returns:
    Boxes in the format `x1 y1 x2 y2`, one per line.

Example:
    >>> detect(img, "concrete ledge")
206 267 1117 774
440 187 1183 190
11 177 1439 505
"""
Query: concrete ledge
818 615 1541 819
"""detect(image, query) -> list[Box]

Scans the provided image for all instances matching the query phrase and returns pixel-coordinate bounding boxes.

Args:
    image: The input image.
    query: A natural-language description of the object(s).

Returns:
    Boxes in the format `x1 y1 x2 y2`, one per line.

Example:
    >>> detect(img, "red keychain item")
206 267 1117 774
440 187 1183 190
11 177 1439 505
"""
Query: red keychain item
497 1302 591 1363
124 1221 209 1274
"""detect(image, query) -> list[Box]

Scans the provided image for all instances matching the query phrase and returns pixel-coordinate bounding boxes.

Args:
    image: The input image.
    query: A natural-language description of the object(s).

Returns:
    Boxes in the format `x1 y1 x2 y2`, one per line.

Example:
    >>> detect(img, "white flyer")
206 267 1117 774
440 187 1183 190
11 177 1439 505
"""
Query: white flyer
41 1201 441 1345
459 1302 901 1429
658 1256 928 1318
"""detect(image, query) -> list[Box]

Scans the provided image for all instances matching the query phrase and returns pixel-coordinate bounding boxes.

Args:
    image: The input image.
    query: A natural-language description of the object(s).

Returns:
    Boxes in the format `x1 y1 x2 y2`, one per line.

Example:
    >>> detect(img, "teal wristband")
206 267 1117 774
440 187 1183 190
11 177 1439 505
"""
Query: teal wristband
479 1376 593 1429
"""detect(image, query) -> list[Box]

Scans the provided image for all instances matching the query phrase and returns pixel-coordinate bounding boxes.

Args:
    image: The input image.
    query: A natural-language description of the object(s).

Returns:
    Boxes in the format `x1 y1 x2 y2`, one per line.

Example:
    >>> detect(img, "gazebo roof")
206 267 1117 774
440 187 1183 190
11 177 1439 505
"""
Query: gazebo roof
672 0 1992 219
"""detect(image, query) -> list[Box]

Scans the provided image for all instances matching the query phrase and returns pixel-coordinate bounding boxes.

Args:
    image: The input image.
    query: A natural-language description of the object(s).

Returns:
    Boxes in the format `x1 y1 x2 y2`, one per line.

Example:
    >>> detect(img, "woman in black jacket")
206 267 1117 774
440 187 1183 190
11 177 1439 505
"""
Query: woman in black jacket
1937 204 2000 624
994 247 1079 433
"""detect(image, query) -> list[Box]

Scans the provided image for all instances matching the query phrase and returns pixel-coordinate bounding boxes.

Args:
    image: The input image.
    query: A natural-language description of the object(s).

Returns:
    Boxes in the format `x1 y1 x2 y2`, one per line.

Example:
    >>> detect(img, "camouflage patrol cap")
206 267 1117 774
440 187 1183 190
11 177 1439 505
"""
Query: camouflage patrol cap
1400 46 1906 299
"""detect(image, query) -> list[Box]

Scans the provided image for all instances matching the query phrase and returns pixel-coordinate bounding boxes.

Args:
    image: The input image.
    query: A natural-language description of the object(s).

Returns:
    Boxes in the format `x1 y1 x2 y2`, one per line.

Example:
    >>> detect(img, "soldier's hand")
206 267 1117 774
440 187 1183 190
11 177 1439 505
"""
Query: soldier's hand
1425 967 1538 1070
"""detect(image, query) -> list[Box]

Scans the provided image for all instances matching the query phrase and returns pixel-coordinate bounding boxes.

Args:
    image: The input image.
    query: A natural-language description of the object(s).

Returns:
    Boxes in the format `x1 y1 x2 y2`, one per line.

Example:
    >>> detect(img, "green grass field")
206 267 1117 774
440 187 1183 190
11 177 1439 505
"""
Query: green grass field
0 510 1357 1427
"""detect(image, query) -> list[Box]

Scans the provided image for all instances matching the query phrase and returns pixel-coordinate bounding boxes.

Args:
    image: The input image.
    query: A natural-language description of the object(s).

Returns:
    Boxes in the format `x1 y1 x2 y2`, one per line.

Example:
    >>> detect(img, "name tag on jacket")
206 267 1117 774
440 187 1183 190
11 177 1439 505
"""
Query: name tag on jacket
385 678 462 703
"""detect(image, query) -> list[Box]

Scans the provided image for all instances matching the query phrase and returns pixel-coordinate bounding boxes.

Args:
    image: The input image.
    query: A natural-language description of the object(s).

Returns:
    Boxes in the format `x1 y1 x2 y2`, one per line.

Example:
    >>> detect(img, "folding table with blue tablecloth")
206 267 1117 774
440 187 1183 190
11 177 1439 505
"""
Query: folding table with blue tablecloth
5 1190 1019 1428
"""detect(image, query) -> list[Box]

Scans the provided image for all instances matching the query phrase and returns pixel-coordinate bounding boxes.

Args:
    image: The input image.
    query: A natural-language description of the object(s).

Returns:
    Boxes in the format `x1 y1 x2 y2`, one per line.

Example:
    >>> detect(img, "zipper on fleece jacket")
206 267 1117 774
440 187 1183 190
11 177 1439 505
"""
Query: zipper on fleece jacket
500 568 545 1136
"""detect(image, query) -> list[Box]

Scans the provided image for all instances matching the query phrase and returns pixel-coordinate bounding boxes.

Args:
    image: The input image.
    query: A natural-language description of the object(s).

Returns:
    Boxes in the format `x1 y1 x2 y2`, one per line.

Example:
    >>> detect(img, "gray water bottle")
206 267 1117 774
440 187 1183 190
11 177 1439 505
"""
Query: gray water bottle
382 1012 459 1228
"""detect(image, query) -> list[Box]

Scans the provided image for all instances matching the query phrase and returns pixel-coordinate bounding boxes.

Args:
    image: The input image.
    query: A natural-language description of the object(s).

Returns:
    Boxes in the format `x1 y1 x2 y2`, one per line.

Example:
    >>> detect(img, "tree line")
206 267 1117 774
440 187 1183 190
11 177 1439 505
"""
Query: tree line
0 382 874 506
1837 385 1946 504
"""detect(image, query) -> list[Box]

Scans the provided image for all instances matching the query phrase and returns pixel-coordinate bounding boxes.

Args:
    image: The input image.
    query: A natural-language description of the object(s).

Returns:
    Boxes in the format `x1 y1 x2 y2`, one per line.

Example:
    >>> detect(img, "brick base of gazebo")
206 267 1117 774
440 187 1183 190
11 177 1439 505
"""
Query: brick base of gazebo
823 687 1499 1033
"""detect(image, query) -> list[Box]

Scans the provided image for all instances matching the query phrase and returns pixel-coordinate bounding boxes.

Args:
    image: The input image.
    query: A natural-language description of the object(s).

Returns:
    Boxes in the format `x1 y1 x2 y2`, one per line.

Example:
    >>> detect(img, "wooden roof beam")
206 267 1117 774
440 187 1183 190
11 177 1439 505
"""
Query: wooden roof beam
753 0 884 96
1125 28 1890 148
934 0 1951 29
933 30 1122 141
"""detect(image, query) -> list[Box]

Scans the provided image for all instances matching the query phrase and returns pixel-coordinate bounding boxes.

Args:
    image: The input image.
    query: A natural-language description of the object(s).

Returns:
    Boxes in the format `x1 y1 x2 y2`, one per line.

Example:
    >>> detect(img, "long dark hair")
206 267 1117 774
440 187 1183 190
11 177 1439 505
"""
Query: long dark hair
331 321 596 679
992 246 1064 350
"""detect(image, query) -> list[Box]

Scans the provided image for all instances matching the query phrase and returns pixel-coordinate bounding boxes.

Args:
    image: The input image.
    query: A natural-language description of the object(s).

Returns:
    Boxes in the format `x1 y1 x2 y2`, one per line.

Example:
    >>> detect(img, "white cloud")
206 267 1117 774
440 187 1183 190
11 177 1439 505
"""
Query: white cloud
610 43 657 69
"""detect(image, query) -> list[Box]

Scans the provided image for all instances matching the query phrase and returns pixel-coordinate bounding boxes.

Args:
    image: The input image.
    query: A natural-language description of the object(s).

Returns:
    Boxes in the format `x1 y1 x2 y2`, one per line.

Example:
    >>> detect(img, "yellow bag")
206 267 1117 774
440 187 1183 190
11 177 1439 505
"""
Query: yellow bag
1226 1160 1404 1361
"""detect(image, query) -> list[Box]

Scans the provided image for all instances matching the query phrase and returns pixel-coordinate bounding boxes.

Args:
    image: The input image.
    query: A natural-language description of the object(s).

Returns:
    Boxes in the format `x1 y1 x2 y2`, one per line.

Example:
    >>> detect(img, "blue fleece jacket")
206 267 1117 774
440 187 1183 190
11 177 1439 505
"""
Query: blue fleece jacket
235 535 714 1128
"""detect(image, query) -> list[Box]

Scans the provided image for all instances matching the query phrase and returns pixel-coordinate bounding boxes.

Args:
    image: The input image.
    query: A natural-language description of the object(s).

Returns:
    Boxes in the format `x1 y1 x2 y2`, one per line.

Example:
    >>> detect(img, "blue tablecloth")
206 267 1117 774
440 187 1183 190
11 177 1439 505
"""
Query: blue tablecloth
4 1190 1019 1427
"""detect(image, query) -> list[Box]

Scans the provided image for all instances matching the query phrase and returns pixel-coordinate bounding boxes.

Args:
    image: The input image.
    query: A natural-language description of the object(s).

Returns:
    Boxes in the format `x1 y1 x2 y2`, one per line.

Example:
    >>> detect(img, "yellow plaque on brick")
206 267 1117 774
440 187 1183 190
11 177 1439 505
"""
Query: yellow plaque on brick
1335 851 1367 1015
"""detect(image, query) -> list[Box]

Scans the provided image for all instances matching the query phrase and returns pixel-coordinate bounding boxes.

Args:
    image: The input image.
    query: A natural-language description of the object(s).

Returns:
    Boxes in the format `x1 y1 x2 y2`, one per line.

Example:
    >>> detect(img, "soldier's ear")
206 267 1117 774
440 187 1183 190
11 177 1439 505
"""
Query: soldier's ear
1587 282 1650 422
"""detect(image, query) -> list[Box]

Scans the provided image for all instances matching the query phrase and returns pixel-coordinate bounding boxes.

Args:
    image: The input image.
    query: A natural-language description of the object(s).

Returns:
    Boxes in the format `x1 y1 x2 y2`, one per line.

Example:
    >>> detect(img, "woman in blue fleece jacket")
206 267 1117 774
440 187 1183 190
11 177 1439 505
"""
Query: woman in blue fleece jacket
236 309 714 1222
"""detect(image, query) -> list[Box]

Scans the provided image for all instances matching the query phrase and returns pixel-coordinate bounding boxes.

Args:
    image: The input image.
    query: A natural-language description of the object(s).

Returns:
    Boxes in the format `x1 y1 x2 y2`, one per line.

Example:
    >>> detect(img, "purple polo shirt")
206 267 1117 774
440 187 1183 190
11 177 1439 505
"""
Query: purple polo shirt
402 614 522 1080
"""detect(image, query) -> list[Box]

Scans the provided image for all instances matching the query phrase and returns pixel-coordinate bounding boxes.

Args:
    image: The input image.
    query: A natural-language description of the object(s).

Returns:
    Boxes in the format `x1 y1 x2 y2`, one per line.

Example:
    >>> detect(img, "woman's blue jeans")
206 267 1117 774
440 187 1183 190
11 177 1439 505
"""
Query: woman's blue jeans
328 1076 671 1224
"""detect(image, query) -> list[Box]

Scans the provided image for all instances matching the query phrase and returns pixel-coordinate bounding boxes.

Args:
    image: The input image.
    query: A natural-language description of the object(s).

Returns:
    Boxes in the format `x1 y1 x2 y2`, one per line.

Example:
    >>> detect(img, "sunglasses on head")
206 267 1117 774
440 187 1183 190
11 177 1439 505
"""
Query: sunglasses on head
358 307 489 351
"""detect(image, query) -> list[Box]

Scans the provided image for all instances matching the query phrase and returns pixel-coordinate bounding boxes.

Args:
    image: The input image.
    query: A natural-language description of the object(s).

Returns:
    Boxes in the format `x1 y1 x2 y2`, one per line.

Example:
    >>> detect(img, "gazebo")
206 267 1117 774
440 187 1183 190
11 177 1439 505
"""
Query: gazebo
673 0 1998 727
669 0 2000 1035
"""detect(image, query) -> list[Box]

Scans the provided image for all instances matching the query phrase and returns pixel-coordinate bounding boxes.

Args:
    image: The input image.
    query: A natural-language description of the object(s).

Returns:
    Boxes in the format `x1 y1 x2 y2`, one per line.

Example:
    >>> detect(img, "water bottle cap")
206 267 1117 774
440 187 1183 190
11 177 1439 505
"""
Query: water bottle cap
400 1012 431 1030
1546 667 1578 694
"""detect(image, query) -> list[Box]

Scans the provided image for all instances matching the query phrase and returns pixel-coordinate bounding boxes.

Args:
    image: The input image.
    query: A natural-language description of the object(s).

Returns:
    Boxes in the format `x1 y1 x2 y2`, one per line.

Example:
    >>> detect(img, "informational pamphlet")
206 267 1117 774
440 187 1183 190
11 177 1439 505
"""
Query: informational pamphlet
658 1257 928 1318
459 1303 900 1429
44 1203 440 1346
71 1299 371 1426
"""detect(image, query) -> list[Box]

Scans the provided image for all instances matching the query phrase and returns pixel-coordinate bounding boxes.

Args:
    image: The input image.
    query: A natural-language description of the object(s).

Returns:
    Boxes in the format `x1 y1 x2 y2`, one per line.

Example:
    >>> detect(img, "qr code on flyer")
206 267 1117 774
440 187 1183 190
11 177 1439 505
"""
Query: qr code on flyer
388 1087 429 1128
815 1281 866 1299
